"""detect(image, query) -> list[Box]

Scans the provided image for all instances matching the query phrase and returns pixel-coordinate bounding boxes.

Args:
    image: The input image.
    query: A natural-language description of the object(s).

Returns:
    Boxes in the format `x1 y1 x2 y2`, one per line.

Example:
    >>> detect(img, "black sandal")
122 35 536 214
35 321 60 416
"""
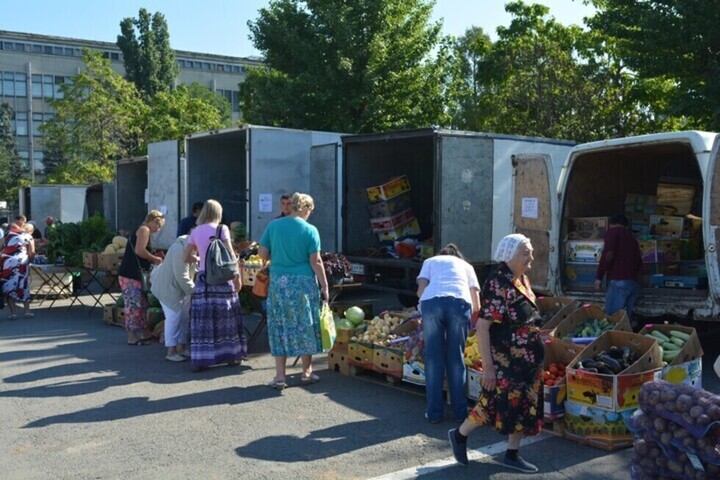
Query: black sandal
127 338 152 346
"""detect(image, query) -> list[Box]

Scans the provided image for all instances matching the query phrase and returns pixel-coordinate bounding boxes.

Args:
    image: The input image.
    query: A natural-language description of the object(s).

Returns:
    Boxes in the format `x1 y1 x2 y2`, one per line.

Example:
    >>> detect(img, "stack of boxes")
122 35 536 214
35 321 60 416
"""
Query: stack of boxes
564 217 607 288
366 175 421 242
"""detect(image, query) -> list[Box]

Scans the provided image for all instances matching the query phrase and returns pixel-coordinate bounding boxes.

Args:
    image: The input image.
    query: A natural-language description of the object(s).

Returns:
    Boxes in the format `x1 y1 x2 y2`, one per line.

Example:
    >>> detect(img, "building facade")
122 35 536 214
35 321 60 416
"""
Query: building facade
0 30 262 177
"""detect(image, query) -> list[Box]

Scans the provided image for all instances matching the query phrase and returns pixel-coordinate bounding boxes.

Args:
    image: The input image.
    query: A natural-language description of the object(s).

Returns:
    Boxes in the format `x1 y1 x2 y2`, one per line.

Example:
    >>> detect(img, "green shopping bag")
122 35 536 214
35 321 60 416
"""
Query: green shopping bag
320 302 336 351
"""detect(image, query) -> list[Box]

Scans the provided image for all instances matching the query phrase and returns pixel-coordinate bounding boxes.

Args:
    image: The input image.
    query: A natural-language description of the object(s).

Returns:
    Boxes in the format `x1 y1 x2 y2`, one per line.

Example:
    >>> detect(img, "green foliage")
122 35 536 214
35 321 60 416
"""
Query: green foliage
43 50 148 184
0 103 24 206
46 213 116 266
145 85 226 147
117 8 179 97
588 0 719 130
185 83 233 126
241 0 448 133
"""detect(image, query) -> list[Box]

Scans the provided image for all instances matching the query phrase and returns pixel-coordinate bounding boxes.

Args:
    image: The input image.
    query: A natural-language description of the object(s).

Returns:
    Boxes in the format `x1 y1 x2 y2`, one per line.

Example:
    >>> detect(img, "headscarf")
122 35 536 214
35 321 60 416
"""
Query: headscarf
493 233 530 263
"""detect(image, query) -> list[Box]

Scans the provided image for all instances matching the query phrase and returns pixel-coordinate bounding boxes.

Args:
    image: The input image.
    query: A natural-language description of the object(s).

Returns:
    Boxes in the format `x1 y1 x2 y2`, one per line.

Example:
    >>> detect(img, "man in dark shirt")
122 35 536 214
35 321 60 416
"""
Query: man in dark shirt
275 193 292 219
177 202 204 237
595 214 643 324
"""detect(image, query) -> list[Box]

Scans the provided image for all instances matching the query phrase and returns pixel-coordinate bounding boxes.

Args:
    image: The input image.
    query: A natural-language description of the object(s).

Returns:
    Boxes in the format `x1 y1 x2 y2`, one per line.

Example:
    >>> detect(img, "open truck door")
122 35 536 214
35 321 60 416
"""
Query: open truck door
147 140 180 250
704 135 720 314
309 143 339 252
512 154 557 294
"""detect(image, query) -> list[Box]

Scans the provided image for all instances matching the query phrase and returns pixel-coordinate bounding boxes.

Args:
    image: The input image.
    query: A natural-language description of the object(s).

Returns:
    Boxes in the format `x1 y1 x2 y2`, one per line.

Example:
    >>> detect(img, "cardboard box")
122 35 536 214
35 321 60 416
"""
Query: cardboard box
656 183 696 216
566 241 604 263
114 308 126 327
467 367 483 401
372 343 406 378
638 240 658 263
656 239 681 262
679 260 706 277
348 341 374 369
328 348 350 376
240 264 260 286
103 304 115 323
563 400 635 451
366 175 411 204
552 304 632 344
97 252 122 272
370 209 417 233
638 324 703 388
650 274 707 289
377 218 421 242
368 192 413 219
543 338 585 422
402 362 425 386
537 297 582 336
630 220 651 237
649 215 684 239
679 238 704 260
567 217 608 240
566 331 663 411
83 252 99 269
564 262 599 288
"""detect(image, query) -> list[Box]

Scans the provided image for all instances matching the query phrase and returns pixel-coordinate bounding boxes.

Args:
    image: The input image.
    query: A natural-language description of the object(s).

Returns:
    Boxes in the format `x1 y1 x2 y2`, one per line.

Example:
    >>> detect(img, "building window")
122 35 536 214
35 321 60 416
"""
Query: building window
32 74 42 98
33 151 44 173
3 72 15 96
32 113 43 136
54 76 65 99
3 42 13 51
15 73 26 97
32 44 42 54
15 43 27 51
15 112 28 136
43 75 53 98
18 150 29 170
43 45 52 54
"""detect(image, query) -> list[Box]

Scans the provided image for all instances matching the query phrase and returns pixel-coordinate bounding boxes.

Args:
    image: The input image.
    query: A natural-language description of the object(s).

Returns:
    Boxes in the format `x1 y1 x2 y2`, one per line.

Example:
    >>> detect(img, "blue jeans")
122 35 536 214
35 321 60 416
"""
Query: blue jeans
605 280 640 320
420 296 471 422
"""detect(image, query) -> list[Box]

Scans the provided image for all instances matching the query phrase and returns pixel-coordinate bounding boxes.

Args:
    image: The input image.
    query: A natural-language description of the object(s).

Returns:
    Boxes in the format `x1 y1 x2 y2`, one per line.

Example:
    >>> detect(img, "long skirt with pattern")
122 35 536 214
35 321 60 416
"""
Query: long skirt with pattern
266 273 322 357
119 276 148 334
190 274 247 368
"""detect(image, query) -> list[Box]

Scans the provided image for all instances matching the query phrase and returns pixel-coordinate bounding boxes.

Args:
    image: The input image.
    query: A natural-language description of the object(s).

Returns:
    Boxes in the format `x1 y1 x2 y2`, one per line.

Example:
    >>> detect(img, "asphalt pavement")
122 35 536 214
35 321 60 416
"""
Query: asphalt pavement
1 289 718 480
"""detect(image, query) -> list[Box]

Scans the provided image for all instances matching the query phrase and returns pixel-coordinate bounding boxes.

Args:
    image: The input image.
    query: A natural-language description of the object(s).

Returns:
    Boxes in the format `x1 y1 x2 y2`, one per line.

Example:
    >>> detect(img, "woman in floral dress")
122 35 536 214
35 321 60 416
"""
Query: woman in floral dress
448 234 544 474
1 221 35 318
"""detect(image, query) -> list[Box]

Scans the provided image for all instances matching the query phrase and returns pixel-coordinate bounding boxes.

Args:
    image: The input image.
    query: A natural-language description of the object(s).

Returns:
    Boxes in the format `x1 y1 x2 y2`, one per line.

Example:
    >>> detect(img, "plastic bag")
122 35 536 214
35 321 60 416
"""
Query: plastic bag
320 302 336 351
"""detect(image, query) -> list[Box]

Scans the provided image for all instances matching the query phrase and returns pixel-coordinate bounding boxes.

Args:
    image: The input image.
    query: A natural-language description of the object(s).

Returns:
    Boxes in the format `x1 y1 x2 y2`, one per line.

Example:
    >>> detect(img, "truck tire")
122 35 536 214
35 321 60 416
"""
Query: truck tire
397 294 418 308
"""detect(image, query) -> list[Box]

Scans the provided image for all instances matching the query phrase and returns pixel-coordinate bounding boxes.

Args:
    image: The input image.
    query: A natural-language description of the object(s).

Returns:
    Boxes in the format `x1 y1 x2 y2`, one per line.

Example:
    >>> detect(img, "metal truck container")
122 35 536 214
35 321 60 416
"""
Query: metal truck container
553 131 720 320
184 125 342 247
115 156 148 235
18 184 89 225
341 128 574 302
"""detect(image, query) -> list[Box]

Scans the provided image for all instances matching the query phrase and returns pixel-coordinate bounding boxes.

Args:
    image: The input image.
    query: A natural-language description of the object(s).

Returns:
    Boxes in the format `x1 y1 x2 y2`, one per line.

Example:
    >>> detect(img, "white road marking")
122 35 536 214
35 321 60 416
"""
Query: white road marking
369 433 551 480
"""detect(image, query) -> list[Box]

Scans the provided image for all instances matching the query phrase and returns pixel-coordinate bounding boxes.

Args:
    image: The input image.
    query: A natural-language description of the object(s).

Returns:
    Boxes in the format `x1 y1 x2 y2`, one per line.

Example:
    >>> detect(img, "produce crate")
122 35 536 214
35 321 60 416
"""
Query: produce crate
650 274 707 289
368 192 413 219
638 324 703 388
567 217 608 240
377 218 421 242
348 341 374 369
366 175 411 204
111 308 126 328
103 304 115 324
543 338 585 422
563 400 635 451
372 343 405 378
370 209 416 233
83 252 99 269
565 240 604 263
552 304 631 344
402 362 425 386
679 260 707 277
649 215 684 239
240 264 261 286
97 252 122 272
564 262 599 288
467 367 483 401
656 183 696 216
566 331 663 412
328 347 350 376
537 297 582 339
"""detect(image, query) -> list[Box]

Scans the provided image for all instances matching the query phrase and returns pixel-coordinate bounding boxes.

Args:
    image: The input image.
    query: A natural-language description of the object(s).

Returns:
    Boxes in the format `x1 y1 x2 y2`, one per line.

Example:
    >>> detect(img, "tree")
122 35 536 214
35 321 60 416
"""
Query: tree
43 50 149 185
145 85 227 146
117 8 179 97
241 0 447 133
185 83 233 125
0 103 24 205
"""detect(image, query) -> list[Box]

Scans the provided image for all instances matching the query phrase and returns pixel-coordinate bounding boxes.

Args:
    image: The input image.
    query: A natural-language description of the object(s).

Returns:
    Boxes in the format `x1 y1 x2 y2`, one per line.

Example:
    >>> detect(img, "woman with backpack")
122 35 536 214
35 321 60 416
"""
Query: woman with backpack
183 199 247 372
258 193 328 390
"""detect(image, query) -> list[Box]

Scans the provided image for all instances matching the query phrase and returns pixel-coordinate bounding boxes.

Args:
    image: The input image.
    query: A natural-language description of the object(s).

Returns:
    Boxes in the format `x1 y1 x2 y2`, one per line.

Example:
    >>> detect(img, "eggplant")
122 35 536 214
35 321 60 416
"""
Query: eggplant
598 354 623 374
607 346 623 359
580 359 598 369
596 365 616 375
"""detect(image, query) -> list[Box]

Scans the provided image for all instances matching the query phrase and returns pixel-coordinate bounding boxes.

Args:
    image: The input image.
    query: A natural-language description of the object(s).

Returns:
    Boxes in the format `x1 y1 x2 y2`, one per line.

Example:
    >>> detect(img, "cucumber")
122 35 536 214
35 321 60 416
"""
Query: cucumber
661 341 680 351
650 330 670 342
670 337 686 348
663 349 680 361
669 330 690 341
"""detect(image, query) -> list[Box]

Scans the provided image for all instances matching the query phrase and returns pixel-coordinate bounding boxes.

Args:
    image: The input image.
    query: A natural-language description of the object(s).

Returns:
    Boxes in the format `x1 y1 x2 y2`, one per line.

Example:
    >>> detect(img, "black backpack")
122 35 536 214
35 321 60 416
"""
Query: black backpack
204 225 239 285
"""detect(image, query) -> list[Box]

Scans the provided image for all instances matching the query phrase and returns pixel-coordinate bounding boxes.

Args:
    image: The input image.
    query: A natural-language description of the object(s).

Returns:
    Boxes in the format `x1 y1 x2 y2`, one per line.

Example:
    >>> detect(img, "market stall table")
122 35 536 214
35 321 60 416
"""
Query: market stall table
30 264 119 314
30 264 73 307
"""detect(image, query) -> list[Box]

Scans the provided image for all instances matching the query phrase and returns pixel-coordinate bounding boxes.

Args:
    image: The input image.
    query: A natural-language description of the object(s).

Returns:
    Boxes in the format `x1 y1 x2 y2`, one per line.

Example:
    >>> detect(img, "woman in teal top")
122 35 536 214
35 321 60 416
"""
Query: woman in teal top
259 192 329 390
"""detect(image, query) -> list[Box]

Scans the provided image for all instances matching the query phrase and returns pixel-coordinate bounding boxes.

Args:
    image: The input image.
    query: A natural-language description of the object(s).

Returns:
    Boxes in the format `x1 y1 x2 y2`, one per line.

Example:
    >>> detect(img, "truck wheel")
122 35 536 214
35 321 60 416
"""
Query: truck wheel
397 294 418 308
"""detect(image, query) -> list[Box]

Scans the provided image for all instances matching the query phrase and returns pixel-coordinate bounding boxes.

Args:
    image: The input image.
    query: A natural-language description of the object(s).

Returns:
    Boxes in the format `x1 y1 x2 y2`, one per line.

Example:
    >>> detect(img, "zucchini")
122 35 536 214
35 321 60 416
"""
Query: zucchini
662 341 680 351
663 350 680 362
669 330 690 341
670 337 686 348
650 330 670 342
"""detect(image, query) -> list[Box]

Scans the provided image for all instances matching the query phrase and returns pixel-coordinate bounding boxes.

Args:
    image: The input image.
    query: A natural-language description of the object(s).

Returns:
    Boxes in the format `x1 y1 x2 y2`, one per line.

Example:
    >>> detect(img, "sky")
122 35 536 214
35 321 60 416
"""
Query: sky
0 0 595 59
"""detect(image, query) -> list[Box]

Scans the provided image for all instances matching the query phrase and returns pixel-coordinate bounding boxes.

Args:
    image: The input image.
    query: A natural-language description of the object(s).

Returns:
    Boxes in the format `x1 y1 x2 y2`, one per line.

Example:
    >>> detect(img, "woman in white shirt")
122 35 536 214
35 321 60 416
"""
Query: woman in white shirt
417 243 480 424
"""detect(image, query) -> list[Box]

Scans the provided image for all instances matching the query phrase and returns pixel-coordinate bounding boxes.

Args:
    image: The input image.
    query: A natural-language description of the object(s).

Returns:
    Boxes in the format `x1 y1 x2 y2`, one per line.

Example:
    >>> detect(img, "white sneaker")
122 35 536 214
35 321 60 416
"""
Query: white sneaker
165 354 186 362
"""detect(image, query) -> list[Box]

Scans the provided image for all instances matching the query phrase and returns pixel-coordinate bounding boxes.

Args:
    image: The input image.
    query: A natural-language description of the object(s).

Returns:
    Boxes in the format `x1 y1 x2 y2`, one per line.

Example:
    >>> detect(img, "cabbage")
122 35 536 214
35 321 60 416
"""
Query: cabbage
335 318 354 330
345 306 365 325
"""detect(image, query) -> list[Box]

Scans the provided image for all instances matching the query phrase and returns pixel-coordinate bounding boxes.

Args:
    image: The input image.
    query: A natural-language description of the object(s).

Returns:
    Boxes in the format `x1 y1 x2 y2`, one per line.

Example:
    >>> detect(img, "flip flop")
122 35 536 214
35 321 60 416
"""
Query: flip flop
8 314 17 319
300 373 320 385
266 378 286 390
127 338 151 346
24 313 34 318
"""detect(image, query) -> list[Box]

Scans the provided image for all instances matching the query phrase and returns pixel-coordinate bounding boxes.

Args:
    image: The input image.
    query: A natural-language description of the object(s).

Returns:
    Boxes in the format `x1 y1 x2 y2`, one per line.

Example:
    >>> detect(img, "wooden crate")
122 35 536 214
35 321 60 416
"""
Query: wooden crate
83 252 98 269
103 304 115 324
98 252 122 272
